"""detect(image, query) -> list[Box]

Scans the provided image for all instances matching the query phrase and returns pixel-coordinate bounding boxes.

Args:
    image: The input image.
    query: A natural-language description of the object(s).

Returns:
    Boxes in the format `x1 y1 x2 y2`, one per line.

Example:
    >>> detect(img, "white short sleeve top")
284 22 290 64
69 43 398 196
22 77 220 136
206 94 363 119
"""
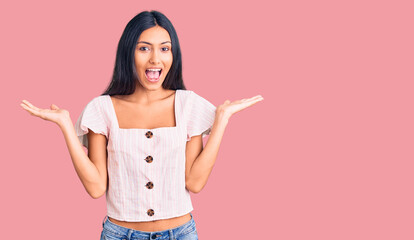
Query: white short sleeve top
74 89 216 221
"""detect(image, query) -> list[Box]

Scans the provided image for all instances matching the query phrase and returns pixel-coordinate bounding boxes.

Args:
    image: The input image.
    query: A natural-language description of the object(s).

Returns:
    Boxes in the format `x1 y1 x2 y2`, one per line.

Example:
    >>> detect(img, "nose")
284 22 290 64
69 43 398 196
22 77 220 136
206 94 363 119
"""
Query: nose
149 49 161 64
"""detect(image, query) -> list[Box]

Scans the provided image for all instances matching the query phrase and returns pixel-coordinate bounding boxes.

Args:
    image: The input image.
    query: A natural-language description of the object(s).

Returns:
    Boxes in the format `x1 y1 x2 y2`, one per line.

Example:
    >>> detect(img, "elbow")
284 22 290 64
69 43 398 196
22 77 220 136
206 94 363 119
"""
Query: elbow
186 181 203 194
89 184 106 199
90 191 104 199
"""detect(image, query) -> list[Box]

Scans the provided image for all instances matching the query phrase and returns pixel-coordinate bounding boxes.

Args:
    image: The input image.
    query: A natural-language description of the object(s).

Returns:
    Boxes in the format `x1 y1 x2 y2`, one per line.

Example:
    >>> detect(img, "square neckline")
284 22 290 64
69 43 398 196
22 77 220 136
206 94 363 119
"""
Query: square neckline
106 90 180 131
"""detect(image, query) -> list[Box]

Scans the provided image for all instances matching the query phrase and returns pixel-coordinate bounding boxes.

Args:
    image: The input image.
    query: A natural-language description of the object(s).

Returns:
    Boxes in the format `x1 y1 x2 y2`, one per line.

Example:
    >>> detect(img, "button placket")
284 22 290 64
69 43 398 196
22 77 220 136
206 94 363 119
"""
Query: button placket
145 130 155 217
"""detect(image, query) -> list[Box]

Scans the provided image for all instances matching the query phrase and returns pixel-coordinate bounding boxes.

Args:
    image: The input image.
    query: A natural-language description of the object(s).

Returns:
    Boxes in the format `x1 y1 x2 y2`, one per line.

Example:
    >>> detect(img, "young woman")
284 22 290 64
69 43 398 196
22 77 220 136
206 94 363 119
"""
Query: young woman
20 10 263 240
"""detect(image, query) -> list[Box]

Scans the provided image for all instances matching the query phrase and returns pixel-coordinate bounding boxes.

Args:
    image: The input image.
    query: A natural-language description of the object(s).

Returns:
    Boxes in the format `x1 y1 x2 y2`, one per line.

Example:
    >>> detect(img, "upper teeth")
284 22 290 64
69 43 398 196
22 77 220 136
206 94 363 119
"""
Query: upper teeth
147 69 161 71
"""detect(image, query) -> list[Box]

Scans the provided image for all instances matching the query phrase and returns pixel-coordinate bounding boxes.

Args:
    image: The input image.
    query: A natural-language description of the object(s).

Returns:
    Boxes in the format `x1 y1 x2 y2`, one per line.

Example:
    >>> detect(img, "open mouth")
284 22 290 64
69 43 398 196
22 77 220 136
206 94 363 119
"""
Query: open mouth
145 68 162 82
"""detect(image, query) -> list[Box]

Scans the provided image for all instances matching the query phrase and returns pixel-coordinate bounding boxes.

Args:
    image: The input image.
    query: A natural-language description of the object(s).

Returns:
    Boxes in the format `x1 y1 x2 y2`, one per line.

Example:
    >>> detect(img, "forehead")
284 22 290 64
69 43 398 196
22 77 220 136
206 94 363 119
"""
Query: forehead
138 26 171 44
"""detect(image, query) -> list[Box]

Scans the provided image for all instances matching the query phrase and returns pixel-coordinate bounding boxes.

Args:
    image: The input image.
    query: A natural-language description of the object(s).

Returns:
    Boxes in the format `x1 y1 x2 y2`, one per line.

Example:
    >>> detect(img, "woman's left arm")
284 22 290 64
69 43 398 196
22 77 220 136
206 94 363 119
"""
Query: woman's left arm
185 95 264 193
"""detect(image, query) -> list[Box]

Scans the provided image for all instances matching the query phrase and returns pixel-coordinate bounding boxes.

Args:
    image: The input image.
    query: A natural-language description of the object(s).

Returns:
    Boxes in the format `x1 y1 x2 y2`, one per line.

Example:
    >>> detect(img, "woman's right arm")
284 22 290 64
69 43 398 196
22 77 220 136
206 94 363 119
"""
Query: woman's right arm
20 100 107 199
60 118 107 199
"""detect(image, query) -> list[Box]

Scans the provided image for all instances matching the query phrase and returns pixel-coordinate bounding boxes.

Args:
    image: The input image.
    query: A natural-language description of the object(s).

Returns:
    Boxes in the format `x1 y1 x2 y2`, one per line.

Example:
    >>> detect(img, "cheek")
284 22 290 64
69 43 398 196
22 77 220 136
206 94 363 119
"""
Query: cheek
163 54 173 68
135 55 146 72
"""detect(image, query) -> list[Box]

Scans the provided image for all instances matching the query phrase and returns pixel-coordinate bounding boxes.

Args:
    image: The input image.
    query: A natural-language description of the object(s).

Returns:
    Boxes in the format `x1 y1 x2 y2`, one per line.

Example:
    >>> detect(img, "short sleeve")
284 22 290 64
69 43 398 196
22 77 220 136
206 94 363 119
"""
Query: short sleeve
74 97 108 149
186 91 217 141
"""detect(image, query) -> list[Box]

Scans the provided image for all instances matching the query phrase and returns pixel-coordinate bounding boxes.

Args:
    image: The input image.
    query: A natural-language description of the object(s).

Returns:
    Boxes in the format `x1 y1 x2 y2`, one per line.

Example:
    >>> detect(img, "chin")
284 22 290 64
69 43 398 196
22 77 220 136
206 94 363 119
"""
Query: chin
138 80 165 90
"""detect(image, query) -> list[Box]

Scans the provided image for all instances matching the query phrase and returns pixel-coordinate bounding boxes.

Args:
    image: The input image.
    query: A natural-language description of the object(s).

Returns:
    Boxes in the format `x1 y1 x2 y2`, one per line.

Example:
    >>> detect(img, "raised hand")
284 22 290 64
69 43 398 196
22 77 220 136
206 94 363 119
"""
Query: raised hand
20 100 71 127
216 95 264 121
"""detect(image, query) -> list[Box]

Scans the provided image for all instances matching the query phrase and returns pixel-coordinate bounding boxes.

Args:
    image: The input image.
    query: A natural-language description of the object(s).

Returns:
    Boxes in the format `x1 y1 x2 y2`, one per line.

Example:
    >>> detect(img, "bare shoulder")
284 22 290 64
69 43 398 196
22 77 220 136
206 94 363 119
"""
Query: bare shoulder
110 94 126 103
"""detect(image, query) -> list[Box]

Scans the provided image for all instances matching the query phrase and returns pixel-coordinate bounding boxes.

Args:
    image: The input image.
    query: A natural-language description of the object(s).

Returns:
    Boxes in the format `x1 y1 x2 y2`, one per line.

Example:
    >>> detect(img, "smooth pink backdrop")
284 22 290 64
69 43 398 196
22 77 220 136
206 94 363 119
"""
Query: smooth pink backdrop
4 0 414 239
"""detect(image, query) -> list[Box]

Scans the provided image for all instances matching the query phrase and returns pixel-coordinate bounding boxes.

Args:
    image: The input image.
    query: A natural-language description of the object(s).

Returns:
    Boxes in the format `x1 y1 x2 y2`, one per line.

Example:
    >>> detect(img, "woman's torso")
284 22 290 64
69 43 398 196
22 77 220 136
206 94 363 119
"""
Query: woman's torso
108 90 190 231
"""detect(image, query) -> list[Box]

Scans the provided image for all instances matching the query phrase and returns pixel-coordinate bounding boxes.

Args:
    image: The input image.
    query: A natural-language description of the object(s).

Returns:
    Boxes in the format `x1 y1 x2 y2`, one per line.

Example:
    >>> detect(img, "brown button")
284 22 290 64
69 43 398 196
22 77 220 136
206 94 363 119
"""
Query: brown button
146 181 154 189
147 209 154 216
145 131 153 138
145 156 153 163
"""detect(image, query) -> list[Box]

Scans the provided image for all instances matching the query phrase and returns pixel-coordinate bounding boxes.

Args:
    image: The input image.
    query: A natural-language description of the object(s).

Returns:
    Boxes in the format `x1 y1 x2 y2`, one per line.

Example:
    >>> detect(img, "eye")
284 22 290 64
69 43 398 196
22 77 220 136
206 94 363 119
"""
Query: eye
139 47 149 51
161 47 170 51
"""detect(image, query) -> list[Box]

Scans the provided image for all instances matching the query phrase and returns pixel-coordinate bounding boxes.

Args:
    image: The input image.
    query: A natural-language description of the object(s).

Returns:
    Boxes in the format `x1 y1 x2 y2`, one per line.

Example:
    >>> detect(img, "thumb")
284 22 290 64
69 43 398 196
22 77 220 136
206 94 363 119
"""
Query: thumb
50 104 59 110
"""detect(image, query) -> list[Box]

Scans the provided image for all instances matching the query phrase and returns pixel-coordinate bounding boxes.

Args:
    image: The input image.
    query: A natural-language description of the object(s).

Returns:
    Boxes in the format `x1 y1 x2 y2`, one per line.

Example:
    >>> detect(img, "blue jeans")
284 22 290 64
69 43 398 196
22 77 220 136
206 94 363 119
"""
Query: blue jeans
100 213 198 240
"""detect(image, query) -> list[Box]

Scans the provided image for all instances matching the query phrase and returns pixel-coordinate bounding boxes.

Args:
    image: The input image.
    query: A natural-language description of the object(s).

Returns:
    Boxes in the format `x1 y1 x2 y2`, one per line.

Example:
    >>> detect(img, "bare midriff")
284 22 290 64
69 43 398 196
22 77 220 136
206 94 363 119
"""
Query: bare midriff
108 213 192 232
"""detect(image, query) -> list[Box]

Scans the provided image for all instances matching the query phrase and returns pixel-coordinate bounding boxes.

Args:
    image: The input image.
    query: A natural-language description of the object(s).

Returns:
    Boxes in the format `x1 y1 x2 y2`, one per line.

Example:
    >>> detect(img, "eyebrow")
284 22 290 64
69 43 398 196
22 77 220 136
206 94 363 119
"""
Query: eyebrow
137 41 171 45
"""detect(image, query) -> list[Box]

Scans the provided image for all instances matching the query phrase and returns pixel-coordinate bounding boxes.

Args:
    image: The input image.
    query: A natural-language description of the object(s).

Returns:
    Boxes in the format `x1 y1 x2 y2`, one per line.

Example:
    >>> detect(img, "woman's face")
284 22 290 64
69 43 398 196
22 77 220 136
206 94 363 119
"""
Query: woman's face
135 26 173 90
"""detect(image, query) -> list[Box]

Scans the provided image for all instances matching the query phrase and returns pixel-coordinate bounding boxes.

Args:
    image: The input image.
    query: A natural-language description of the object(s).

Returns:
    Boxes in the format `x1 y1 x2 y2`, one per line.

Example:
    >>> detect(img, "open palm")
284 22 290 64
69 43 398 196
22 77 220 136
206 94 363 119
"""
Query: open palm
20 100 70 126
218 95 264 119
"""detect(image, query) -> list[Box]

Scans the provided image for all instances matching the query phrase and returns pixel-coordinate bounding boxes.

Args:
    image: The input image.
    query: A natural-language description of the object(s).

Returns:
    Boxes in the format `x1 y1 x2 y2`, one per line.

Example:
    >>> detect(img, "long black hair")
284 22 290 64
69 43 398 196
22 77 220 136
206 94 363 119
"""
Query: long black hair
102 10 186 96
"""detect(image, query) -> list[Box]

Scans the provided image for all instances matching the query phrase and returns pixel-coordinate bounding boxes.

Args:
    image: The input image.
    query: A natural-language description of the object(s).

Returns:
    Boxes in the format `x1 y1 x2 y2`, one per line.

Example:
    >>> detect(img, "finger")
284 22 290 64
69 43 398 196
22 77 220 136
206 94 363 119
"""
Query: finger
22 100 41 112
239 95 263 102
243 96 264 103
249 95 263 100
240 97 264 109
248 98 262 106
20 103 41 116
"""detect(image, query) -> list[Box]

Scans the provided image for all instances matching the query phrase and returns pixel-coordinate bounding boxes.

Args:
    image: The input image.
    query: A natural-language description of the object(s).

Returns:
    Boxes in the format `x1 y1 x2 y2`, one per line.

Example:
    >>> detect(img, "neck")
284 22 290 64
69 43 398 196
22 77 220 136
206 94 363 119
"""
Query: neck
128 85 172 105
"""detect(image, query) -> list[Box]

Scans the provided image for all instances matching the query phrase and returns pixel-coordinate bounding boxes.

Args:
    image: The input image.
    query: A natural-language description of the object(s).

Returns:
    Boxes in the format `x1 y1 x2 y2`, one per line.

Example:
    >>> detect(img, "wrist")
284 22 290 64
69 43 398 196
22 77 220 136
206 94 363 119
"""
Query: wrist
58 116 73 130
214 113 229 128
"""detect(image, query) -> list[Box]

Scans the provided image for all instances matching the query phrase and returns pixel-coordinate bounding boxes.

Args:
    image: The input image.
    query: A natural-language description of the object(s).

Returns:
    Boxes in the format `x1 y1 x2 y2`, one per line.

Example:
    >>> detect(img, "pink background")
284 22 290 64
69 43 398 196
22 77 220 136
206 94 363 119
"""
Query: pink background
4 0 414 239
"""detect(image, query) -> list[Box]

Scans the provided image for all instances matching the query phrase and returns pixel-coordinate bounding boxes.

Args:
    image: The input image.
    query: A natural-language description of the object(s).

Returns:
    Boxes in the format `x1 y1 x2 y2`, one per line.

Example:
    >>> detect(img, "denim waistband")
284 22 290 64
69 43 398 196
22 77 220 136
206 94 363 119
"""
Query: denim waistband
101 212 195 240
